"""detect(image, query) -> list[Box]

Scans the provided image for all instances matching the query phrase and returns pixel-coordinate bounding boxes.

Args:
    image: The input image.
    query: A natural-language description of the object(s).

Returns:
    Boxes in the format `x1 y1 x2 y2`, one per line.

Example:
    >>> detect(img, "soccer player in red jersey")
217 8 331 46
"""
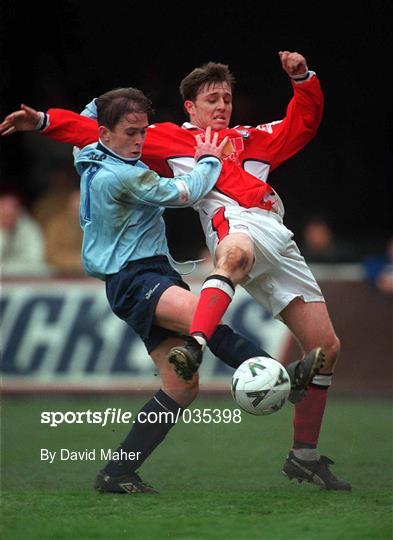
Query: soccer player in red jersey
0 51 350 490
146 52 349 491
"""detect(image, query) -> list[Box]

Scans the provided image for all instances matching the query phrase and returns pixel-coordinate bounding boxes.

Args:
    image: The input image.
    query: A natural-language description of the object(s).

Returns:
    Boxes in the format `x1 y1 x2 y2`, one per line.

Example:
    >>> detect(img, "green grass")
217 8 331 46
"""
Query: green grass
1 396 392 540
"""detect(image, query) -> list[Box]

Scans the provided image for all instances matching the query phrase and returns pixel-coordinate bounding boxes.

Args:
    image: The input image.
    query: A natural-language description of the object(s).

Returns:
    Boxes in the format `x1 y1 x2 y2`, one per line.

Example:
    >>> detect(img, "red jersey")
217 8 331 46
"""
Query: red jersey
44 74 323 217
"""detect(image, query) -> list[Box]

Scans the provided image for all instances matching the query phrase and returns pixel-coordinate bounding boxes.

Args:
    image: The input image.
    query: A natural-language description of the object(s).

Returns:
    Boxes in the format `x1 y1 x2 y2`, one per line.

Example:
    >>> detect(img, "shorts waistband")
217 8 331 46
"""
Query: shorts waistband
126 255 169 266
104 256 170 280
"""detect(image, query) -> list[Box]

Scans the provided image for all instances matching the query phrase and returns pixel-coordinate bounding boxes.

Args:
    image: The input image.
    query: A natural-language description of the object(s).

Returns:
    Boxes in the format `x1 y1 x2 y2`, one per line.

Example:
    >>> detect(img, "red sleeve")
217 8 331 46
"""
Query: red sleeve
142 123 192 177
247 75 324 171
44 109 99 148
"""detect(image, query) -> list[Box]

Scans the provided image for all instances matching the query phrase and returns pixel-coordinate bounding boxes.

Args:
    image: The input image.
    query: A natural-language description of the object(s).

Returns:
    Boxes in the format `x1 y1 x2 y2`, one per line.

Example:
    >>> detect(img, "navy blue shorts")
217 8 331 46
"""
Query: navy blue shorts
105 256 190 353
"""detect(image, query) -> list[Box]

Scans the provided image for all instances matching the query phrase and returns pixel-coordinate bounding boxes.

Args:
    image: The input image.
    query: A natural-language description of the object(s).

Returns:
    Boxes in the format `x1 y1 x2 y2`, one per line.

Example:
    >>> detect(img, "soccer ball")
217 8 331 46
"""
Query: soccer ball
231 356 291 415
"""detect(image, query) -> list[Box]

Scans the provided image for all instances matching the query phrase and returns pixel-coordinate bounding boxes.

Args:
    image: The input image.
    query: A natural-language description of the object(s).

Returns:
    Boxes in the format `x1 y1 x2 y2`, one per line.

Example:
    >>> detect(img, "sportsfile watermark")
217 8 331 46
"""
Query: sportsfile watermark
40 408 242 428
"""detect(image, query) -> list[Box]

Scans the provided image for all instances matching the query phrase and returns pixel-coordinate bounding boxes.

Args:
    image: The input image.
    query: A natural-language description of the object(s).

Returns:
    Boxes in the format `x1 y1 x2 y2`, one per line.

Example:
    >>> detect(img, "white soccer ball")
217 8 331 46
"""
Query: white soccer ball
231 356 291 415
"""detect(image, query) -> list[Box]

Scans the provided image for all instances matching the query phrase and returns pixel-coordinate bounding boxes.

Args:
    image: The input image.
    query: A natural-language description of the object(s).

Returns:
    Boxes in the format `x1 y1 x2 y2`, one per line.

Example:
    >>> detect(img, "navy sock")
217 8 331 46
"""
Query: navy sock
104 389 183 476
209 324 273 369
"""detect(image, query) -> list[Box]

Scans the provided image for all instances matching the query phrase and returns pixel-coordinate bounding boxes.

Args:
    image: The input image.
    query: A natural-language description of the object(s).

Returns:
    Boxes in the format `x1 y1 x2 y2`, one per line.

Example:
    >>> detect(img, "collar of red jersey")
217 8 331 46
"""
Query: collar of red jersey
181 122 250 133
182 122 202 130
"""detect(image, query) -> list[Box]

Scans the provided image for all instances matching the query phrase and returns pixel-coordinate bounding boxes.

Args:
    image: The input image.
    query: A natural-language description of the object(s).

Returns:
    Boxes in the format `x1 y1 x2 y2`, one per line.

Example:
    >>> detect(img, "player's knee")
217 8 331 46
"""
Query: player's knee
218 246 253 278
322 334 341 371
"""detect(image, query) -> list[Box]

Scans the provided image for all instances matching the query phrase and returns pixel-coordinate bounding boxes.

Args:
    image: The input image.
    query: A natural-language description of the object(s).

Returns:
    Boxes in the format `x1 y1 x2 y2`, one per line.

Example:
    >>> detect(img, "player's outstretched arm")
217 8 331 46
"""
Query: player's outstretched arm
278 51 308 78
0 104 42 136
119 127 228 207
248 51 322 170
1 103 99 148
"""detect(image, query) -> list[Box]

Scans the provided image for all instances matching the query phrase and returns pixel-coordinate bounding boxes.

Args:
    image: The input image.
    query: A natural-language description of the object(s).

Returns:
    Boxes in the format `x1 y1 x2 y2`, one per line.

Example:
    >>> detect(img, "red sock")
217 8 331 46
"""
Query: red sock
293 385 329 448
190 275 235 342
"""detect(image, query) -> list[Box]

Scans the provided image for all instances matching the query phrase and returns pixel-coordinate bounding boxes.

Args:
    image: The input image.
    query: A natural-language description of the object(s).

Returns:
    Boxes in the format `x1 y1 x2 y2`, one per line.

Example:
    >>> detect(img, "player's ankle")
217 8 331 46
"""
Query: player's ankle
191 332 207 349
292 447 319 461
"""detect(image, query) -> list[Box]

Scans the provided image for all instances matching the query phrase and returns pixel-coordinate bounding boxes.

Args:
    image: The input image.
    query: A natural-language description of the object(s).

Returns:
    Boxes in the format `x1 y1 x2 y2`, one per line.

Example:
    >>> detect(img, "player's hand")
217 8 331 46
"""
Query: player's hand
193 126 229 162
0 104 41 136
279 51 308 77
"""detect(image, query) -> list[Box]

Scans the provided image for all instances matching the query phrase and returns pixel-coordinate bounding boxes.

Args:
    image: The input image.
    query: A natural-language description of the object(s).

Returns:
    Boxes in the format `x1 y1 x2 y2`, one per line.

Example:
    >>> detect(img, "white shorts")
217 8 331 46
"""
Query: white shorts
202 206 325 320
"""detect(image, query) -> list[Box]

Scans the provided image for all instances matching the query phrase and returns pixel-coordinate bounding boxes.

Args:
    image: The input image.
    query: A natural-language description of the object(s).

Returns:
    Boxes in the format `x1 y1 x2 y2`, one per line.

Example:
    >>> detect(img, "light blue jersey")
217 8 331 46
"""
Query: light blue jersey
80 98 97 119
75 141 221 280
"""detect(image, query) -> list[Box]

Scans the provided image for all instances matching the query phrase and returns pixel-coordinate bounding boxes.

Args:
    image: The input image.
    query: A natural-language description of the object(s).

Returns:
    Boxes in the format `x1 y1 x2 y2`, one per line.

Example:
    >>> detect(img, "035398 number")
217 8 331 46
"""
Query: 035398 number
181 408 242 424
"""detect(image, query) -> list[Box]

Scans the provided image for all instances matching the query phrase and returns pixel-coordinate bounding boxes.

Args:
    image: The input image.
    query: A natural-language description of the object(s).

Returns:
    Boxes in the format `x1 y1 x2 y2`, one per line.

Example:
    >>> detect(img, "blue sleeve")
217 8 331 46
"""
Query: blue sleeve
119 156 221 207
80 99 98 119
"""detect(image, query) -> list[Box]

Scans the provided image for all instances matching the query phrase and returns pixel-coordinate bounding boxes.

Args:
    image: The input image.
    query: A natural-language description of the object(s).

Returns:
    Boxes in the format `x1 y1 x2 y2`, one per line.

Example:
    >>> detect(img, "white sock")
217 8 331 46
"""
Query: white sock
293 448 319 461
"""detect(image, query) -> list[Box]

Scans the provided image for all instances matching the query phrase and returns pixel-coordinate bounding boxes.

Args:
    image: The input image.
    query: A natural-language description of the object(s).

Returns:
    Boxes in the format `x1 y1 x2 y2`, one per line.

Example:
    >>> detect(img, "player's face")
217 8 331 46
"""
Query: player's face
185 82 232 131
100 112 149 159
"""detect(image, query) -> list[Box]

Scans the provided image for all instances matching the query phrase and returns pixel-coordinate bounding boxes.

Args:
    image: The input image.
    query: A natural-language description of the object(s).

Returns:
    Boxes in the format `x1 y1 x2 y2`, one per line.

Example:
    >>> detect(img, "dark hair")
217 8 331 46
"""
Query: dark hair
96 87 154 130
179 62 235 102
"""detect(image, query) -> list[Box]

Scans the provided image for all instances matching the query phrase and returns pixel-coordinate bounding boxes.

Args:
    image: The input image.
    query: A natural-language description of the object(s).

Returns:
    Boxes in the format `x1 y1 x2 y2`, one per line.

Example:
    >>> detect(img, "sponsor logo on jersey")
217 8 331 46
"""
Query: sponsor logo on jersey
222 137 244 163
235 129 250 139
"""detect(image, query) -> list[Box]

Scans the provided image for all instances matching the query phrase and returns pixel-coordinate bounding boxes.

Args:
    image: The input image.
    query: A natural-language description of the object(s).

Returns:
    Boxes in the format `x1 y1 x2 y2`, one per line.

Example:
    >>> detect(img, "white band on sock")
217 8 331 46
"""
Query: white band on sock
312 374 332 387
293 448 319 461
201 278 234 299
193 335 207 349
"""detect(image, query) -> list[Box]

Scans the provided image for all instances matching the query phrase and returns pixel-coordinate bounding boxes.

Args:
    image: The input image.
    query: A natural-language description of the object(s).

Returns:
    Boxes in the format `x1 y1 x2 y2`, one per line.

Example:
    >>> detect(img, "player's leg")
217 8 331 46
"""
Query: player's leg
189 231 254 348
159 284 320 394
281 297 340 372
241 219 350 490
95 335 198 494
98 260 200 493
166 223 255 371
186 206 292 351
280 298 350 490
156 284 274 379
281 297 339 439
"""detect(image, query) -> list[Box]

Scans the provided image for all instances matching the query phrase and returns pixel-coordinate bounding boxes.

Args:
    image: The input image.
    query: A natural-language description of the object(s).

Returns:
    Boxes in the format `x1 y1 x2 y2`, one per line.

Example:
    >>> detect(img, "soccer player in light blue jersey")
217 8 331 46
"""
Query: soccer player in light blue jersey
75 87 231 492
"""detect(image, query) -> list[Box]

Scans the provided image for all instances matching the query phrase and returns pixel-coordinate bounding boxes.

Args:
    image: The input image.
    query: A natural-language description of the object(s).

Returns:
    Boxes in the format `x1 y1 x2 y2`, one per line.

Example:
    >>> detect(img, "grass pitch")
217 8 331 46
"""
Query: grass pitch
1 395 392 540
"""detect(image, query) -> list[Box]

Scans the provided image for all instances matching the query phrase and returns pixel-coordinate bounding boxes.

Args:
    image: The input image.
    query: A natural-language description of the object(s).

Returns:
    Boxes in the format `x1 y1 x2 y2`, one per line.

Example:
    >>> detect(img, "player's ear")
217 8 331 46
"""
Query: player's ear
99 125 111 144
184 100 195 116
